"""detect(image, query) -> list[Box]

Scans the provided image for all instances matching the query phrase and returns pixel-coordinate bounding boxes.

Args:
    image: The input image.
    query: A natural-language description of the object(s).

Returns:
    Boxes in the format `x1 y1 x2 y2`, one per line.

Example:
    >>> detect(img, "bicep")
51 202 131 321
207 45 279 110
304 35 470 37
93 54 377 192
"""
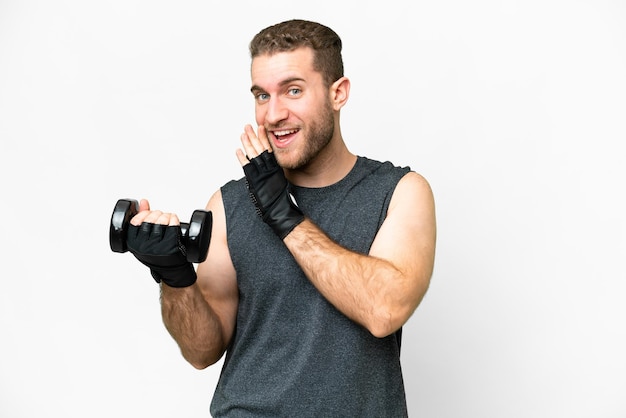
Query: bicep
369 172 436 297
196 190 239 349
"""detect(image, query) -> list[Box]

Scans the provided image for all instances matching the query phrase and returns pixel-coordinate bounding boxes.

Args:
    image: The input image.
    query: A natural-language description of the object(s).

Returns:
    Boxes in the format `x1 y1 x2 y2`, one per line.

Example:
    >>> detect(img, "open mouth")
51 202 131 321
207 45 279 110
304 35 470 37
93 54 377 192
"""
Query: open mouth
271 128 300 145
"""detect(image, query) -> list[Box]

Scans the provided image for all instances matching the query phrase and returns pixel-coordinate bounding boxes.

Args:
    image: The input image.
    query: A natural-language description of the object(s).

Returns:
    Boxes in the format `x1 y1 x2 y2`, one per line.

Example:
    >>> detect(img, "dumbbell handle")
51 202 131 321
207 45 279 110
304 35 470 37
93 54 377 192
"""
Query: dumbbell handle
109 198 212 263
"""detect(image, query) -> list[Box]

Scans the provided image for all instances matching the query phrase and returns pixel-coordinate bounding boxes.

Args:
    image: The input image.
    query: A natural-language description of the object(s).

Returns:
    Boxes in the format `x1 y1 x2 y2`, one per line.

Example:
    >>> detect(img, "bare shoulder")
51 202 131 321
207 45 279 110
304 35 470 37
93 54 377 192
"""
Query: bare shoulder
205 188 225 213
370 170 436 262
391 171 435 212
197 188 237 301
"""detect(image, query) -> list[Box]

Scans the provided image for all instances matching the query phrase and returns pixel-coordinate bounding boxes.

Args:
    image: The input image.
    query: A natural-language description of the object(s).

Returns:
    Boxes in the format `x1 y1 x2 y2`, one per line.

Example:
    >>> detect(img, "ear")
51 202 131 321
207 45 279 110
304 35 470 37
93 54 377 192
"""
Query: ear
330 76 350 111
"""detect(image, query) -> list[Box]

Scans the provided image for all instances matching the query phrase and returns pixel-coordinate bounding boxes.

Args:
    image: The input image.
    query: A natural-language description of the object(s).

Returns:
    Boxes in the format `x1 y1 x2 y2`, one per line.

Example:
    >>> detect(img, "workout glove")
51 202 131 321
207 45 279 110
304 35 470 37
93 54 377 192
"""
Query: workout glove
126 223 197 288
243 150 305 239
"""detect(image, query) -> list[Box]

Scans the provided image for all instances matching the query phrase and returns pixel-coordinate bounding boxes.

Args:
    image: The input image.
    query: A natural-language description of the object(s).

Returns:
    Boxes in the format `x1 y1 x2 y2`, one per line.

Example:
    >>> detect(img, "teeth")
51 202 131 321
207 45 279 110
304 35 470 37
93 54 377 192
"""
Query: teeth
273 129 297 137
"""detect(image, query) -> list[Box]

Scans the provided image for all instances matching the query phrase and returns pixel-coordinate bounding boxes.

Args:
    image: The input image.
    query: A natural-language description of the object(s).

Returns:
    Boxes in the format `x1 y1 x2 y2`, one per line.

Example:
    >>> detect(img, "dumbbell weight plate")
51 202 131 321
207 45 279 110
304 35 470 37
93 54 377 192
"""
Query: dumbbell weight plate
109 199 139 253
185 210 213 263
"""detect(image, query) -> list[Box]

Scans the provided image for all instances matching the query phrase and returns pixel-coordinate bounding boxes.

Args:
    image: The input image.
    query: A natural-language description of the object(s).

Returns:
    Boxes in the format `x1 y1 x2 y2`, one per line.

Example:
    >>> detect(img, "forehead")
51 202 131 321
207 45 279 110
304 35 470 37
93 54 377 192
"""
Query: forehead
250 47 318 90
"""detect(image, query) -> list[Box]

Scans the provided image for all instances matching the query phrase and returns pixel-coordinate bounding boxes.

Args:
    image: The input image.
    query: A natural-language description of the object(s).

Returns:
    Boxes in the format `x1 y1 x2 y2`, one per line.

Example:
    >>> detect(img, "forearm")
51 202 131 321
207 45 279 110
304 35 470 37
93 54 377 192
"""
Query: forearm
238 139 432 336
160 283 227 369
284 220 422 337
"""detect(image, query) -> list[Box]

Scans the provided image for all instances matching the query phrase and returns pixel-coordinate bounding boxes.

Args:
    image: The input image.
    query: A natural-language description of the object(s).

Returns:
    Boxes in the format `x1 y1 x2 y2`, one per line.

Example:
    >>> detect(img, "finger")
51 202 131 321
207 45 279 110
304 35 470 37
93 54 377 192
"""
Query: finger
155 212 172 226
131 210 179 227
257 125 272 152
131 209 152 226
139 199 150 212
168 213 180 226
142 210 166 224
131 199 152 225
239 131 254 158
242 124 266 156
236 148 249 167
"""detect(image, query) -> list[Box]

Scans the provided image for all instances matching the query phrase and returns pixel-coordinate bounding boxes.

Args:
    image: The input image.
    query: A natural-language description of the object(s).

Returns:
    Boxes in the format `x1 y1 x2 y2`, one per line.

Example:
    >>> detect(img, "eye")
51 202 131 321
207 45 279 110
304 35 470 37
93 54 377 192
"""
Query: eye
287 88 302 97
255 92 269 102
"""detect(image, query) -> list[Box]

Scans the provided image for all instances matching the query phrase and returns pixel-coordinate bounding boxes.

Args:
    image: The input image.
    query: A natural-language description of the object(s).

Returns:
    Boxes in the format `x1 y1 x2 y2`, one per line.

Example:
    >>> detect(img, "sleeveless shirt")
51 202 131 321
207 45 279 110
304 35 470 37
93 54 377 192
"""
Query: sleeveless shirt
210 156 411 417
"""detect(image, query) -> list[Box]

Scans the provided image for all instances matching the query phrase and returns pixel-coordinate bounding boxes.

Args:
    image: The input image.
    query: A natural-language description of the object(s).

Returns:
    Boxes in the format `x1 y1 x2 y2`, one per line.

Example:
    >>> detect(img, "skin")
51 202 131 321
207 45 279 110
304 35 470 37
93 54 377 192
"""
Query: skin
132 46 436 369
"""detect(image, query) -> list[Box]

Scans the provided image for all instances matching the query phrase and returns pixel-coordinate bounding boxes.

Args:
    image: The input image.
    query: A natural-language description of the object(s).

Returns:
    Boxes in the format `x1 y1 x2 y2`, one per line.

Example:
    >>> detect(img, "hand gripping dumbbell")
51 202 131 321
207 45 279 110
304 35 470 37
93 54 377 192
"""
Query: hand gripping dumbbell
109 199 212 263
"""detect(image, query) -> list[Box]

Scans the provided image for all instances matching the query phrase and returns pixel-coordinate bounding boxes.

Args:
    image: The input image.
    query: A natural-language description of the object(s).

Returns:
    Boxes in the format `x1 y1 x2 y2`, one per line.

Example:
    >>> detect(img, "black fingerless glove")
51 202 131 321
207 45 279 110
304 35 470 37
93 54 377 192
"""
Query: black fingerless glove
126 223 197 288
243 150 305 239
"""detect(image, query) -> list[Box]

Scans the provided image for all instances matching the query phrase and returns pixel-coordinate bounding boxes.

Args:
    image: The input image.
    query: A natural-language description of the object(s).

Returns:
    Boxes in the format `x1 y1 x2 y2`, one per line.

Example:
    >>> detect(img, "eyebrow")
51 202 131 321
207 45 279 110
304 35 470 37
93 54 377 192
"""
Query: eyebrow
250 77 306 94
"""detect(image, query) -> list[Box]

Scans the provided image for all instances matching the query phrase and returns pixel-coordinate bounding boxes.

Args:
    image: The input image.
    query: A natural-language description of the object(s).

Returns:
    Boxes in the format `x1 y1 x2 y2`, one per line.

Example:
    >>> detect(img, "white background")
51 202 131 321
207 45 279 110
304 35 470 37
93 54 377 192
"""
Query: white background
1 1 625 417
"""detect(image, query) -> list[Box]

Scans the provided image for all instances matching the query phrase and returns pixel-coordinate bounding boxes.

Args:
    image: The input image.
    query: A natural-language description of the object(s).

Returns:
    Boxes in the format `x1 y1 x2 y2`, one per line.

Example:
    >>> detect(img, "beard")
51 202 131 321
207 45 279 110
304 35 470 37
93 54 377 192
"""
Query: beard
274 99 335 170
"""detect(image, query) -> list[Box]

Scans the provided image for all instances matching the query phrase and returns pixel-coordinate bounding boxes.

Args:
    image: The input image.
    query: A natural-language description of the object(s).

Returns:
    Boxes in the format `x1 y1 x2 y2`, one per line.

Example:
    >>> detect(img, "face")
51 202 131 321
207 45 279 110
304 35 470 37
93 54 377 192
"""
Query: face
250 47 335 170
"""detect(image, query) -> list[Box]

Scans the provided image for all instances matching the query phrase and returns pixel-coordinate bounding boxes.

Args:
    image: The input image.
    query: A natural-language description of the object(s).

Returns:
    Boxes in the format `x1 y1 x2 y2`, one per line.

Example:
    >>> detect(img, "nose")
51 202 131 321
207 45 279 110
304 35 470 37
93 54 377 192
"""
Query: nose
263 97 288 125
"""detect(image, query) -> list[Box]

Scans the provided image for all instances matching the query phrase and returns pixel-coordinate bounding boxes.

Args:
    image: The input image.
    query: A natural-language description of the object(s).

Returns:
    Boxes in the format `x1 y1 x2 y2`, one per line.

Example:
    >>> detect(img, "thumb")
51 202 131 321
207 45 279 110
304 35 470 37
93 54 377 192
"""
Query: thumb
139 198 151 212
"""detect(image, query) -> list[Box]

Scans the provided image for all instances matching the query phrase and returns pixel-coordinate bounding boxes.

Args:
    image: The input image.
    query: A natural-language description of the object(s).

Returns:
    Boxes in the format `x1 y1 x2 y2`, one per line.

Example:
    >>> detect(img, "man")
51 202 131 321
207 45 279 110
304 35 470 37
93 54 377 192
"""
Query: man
126 19 436 417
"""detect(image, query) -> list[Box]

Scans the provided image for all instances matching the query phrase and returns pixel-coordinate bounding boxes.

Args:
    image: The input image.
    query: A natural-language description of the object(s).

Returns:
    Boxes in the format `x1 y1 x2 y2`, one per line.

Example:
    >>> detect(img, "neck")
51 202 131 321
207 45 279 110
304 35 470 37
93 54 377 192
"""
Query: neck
285 135 357 188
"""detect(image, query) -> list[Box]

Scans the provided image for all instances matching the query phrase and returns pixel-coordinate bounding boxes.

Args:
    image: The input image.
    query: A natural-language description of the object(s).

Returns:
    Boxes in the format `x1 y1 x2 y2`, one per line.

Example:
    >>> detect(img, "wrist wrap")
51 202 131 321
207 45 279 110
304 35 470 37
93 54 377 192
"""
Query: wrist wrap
126 223 197 288
243 150 305 239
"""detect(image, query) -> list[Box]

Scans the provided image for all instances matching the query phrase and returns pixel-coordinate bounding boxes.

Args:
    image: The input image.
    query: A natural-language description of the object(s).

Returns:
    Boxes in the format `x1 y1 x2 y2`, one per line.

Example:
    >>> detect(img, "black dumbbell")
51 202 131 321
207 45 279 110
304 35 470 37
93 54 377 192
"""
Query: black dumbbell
109 198 212 263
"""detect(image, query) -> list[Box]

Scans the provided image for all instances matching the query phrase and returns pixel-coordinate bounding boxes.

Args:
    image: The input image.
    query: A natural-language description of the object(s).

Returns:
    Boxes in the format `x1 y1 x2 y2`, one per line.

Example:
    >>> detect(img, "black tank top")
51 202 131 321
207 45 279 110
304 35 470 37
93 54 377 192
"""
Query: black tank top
211 156 411 417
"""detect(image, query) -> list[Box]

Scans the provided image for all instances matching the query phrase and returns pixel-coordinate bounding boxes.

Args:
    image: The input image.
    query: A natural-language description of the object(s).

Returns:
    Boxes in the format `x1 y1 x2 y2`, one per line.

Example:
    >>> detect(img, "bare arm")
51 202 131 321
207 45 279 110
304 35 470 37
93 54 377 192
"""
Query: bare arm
283 172 436 337
136 193 239 369
237 125 435 338
160 283 227 369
